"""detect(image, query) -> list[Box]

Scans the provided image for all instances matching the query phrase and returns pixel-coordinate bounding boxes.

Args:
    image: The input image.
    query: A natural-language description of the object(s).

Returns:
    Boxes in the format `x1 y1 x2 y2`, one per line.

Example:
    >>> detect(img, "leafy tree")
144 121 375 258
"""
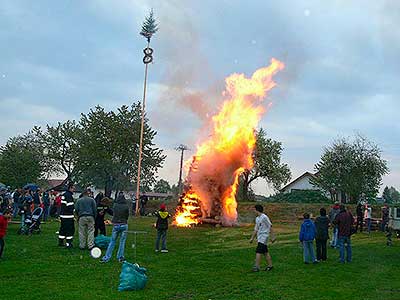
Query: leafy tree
170 184 180 196
153 179 171 193
391 187 400 203
312 135 389 203
140 9 159 43
0 128 49 188
42 120 80 183
240 128 291 201
75 103 165 196
382 186 392 203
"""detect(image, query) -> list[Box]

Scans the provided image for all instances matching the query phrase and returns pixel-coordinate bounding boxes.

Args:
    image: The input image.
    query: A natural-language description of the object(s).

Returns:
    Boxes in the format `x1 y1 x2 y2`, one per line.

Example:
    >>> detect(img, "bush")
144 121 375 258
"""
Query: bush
266 190 330 203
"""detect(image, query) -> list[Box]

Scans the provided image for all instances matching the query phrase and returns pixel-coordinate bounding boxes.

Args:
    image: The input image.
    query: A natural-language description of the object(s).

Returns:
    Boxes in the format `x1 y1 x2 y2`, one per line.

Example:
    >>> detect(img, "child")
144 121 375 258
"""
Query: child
155 203 171 253
299 213 317 264
250 204 274 272
314 208 330 261
0 209 11 259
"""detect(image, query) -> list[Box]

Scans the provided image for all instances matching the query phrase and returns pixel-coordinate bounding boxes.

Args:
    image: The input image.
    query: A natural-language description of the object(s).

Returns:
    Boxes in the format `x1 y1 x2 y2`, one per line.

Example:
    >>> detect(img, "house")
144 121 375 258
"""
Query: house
280 171 347 202
280 172 320 194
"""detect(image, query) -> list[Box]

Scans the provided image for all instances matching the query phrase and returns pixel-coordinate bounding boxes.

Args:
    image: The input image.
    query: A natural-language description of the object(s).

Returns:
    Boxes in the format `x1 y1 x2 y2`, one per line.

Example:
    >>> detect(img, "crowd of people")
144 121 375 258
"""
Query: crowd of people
0 186 65 223
0 185 394 269
249 201 392 271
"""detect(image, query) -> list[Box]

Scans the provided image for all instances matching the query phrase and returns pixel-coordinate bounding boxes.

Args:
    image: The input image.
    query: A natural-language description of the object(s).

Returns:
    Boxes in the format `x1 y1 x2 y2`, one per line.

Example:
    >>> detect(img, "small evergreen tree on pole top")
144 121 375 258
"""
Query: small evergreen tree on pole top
140 9 158 43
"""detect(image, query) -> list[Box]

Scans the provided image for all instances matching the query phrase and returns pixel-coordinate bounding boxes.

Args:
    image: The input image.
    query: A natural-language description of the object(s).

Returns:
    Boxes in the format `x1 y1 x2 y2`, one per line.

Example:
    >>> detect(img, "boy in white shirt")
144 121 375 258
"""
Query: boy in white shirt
250 204 275 272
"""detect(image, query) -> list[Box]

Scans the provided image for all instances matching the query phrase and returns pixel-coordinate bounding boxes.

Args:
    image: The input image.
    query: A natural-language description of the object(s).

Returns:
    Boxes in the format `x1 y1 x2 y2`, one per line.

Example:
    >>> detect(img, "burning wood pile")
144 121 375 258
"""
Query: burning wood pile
173 58 285 227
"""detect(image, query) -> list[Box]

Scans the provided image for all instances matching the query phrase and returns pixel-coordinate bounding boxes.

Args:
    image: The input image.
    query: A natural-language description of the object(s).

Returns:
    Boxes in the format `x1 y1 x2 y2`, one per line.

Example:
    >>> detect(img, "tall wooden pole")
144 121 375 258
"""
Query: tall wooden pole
135 41 150 215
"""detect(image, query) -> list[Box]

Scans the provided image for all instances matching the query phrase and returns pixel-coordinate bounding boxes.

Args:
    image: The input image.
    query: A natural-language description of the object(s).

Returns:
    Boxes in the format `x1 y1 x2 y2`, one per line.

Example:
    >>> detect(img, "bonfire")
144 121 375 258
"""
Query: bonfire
174 58 284 227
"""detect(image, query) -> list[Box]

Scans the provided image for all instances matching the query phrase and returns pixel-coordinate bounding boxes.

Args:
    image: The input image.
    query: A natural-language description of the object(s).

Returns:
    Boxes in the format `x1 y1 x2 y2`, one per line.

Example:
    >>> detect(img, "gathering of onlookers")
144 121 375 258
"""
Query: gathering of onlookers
0 182 396 269
297 200 389 265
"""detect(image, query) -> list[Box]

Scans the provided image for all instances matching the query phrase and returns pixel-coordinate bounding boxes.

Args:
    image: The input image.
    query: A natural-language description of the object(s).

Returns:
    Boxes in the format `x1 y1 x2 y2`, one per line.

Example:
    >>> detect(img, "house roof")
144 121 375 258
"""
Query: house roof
280 172 317 192
47 179 65 188
141 192 174 198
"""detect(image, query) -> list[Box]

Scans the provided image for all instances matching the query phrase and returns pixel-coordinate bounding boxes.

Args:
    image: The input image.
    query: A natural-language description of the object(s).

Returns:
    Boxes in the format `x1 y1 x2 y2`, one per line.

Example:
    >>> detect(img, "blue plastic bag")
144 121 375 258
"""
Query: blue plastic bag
118 261 148 291
94 234 111 249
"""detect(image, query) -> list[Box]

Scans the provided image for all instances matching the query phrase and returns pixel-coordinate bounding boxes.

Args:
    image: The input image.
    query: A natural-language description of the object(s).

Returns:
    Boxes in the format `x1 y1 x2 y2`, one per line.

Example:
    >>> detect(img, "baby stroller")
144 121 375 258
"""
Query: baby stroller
18 207 43 235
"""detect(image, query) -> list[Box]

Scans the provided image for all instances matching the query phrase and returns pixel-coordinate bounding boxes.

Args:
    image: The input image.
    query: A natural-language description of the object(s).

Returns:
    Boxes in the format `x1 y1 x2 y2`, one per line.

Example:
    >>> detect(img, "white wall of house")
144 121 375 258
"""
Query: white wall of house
282 175 320 193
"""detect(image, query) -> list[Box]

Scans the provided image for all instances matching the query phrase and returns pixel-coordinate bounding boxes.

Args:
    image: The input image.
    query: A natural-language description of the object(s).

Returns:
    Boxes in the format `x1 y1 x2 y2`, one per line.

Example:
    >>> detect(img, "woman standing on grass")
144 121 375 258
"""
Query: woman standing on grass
101 192 129 263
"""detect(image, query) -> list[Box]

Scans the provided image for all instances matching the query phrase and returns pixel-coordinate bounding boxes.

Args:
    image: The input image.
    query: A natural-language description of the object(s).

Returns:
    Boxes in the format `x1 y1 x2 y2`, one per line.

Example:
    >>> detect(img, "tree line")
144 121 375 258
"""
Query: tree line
0 102 166 197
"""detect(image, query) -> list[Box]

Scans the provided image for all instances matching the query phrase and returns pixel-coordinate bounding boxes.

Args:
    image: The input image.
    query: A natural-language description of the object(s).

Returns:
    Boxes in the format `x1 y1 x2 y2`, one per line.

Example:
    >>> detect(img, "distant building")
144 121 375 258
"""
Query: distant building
280 172 320 194
280 171 348 202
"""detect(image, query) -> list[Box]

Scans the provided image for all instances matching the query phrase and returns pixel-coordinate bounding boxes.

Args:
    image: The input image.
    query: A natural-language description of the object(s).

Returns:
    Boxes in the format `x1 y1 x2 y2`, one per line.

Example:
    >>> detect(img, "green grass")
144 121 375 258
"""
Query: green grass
1 214 399 300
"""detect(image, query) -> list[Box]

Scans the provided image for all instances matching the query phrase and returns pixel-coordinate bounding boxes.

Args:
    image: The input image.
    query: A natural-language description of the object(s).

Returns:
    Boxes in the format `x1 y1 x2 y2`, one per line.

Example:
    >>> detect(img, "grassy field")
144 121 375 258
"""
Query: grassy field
1 204 399 300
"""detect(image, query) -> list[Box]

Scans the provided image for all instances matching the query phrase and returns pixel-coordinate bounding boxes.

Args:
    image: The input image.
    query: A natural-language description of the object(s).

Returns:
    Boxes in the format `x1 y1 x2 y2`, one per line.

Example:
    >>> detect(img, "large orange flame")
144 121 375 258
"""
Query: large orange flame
174 58 284 227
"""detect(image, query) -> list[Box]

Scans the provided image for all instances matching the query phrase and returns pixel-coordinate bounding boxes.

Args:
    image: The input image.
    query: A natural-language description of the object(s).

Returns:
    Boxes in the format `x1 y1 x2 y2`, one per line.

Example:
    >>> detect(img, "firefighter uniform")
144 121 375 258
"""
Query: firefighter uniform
58 190 75 247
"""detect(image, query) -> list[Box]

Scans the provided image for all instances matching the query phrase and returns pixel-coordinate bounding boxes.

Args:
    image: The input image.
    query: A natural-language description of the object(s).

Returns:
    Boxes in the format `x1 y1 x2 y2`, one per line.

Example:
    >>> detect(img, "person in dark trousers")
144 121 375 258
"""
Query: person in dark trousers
58 183 75 248
299 213 318 264
314 208 330 261
42 191 50 221
139 195 148 216
12 189 21 218
334 204 354 263
381 204 389 232
355 202 363 233
101 192 129 263
94 195 113 237
33 189 41 209
155 203 171 253
0 209 11 259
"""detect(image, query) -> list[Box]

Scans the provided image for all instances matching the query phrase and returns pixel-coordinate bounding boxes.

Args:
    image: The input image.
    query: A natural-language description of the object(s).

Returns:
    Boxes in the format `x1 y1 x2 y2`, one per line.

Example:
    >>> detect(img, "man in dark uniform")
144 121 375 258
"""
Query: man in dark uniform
58 183 75 248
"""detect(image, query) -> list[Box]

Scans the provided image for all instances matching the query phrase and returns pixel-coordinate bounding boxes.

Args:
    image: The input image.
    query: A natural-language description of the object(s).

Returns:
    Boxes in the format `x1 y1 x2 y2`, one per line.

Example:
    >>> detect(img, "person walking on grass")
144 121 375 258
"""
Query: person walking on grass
299 213 318 264
75 189 97 250
364 204 372 234
155 203 171 253
334 204 354 263
0 209 11 260
250 204 274 272
101 192 129 263
314 208 330 261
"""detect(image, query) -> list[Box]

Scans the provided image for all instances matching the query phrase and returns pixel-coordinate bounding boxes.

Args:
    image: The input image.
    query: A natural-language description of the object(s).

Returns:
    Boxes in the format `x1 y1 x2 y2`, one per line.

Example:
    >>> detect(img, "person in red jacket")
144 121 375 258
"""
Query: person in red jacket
0 209 11 259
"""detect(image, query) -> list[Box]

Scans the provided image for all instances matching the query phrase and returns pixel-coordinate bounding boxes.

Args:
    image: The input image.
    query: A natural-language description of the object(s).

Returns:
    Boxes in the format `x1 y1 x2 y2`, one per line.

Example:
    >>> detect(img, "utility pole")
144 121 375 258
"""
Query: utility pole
135 9 158 215
175 144 189 194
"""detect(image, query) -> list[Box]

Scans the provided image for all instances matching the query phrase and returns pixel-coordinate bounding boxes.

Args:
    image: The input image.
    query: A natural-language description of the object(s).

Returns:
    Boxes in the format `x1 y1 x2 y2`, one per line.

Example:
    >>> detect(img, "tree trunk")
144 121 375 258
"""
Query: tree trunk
104 176 113 198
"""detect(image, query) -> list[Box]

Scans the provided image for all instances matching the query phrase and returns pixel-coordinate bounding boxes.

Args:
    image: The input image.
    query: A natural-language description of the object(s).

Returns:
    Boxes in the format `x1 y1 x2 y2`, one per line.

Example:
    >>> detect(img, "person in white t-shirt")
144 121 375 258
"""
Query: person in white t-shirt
364 204 372 234
250 204 275 272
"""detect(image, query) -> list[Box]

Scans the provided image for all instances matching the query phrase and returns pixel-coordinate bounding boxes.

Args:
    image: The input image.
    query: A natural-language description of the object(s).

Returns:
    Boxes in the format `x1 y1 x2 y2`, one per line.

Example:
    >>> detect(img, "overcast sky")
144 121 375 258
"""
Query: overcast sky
1 0 399 195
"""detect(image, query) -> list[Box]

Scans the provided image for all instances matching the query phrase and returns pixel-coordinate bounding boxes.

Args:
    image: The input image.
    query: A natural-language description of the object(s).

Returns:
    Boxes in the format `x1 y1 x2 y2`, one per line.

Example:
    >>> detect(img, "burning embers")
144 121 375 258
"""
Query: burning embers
173 59 284 227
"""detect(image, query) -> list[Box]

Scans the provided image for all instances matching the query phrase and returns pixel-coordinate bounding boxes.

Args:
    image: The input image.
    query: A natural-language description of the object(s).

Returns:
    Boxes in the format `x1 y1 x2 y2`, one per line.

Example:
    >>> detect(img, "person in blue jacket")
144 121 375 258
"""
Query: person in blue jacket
299 213 318 264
